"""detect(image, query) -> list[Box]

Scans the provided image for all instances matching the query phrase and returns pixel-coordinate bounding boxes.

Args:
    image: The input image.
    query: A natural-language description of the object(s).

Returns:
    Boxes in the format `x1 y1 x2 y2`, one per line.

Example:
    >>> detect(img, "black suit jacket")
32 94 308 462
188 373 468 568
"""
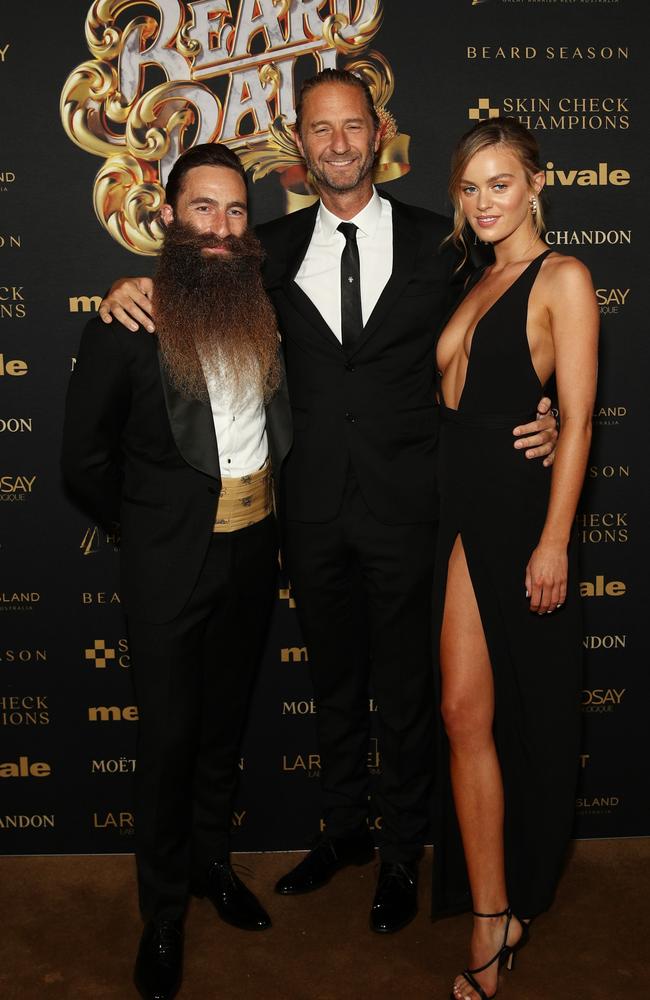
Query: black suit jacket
256 191 461 524
62 317 292 624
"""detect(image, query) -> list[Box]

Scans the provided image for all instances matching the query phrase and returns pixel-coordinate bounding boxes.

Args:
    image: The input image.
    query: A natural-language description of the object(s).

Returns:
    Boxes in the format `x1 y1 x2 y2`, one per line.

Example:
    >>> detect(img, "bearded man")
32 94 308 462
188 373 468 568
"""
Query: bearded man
62 143 291 1000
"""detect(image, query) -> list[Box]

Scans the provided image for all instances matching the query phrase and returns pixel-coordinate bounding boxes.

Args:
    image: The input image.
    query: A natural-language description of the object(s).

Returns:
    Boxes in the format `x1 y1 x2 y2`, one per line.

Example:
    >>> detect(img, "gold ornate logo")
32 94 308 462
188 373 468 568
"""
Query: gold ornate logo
61 1 409 255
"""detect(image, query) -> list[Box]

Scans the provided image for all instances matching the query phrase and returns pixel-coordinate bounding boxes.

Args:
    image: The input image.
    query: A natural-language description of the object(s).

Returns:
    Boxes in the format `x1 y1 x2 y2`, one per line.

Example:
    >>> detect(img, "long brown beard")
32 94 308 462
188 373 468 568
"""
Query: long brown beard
153 221 281 403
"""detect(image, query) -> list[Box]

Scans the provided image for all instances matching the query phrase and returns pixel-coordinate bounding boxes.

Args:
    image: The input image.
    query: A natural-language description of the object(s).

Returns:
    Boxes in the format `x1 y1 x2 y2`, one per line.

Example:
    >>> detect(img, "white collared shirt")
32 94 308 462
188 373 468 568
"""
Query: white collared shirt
203 368 268 478
295 188 393 341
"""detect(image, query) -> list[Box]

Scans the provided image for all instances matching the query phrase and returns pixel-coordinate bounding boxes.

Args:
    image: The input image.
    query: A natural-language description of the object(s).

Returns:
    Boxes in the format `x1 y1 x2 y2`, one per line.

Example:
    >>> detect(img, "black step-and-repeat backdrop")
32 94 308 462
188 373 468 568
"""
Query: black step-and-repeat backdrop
1 1 647 854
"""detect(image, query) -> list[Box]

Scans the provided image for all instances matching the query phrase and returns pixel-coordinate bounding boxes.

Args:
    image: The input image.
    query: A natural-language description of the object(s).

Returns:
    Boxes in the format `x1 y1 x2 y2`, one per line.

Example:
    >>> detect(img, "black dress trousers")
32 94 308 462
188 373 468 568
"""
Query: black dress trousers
284 476 437 863
127 515 278 921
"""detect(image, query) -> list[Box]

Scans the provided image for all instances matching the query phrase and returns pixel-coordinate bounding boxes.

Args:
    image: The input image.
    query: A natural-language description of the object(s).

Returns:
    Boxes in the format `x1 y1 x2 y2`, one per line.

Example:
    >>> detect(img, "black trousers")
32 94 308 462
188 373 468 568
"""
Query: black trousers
127 515 278 921
284 475 438 863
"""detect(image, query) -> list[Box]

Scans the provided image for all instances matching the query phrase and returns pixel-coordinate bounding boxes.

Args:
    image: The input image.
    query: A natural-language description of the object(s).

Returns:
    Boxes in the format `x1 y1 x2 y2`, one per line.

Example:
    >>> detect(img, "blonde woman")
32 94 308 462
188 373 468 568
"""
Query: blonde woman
432 118 598 1000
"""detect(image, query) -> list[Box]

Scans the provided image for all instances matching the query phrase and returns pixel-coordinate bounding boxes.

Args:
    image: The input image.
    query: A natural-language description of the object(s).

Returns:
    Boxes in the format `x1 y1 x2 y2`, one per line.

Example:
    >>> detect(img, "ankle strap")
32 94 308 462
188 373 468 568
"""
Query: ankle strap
472 906 511 918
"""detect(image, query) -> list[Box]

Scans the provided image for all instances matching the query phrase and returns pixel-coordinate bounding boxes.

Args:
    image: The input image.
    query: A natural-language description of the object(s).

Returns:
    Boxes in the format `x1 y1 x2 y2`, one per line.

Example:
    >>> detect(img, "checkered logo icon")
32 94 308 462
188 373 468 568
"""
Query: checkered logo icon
279 586 296 609
469 98 500 122
85 639 116 668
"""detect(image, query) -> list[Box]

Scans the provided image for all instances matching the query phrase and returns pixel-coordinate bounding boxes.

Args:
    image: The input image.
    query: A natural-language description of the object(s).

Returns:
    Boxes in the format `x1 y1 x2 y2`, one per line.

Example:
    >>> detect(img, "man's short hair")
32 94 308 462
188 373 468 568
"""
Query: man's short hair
165 143 247 209
295 69 380 136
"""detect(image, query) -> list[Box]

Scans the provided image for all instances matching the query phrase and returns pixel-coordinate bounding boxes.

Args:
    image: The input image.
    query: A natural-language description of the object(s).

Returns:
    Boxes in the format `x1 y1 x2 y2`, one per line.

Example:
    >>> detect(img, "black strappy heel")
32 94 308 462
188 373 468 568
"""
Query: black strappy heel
451 906 529 1000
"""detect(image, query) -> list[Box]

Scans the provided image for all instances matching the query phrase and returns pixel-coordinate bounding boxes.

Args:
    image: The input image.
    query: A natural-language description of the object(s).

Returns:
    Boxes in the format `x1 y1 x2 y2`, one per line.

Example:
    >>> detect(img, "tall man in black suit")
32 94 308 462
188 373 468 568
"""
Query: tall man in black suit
63 144 291 1000
98 71 557 936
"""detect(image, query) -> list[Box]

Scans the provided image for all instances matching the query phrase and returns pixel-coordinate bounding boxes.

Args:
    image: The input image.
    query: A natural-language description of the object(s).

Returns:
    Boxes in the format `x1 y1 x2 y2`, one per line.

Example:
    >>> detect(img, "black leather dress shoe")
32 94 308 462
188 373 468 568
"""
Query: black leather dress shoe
194 860 271 931
275 833 375 895
370 861 418 933
134 918 183 1000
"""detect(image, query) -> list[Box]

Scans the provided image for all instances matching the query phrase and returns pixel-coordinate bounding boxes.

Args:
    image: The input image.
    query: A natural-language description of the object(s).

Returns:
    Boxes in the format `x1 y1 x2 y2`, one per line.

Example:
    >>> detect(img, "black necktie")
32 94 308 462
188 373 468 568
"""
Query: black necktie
337 222 363 351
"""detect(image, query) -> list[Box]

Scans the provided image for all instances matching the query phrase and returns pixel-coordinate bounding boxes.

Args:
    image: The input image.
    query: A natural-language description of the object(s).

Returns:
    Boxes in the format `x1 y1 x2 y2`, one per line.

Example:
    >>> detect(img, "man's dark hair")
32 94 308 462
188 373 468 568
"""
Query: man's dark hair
165 143 247 209
295 68 380 135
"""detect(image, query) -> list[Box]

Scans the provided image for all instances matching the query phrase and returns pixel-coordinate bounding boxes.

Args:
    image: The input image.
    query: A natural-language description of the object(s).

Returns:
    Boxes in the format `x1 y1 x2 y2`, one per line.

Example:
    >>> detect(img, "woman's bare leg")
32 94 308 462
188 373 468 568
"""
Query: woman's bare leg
441 536 522 999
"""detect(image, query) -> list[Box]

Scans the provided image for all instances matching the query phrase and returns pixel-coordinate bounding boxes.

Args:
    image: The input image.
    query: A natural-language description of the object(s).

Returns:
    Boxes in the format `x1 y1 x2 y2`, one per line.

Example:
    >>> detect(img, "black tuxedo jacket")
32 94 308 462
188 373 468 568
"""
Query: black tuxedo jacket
62 317 292 624
256 191 460 524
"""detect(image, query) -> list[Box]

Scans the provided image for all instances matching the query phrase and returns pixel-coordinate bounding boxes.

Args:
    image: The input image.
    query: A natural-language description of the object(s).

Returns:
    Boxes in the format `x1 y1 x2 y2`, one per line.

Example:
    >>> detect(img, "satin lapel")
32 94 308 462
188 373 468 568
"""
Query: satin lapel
157 348 220 479
283 202 342 352
265 350 293 473
348 195 419 358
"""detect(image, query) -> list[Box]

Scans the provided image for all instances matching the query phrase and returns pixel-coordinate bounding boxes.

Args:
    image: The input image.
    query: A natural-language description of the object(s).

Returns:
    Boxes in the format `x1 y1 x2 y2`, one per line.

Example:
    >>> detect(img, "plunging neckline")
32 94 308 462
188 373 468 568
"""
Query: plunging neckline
437 249 551 411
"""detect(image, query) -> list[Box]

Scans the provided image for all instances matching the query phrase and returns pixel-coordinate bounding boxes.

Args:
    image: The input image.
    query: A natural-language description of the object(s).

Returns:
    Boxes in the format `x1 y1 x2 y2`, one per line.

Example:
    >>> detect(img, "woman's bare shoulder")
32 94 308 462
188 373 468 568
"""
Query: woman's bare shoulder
542 252 592 285
538 252 595 305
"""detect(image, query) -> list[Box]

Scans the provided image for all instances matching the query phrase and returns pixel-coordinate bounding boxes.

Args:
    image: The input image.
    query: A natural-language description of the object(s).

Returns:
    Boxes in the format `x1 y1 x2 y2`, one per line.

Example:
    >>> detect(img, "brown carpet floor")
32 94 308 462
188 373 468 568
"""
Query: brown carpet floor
1 839 648 999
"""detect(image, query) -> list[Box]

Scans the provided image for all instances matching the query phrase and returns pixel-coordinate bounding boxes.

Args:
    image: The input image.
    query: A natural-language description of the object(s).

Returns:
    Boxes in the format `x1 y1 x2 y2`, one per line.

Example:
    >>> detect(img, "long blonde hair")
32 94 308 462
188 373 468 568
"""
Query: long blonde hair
445 117 545 269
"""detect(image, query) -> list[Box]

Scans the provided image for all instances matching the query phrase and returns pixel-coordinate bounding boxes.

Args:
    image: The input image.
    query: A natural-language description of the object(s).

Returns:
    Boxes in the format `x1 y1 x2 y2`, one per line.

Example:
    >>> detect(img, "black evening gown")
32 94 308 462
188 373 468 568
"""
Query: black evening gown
431 249 582 920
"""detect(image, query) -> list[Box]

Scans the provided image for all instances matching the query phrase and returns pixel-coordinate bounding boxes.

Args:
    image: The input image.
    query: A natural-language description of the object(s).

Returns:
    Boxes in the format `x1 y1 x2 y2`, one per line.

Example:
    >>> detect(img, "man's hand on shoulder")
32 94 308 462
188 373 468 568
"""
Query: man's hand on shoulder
512 397 559 467
99 277 155 333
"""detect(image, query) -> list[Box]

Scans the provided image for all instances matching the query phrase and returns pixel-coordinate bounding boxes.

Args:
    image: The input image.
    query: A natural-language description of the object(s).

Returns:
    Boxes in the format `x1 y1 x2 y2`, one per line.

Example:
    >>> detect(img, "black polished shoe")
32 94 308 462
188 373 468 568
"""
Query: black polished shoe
275 833 375 895
134 918 183 1000
193 860 271 931
370 861 418 934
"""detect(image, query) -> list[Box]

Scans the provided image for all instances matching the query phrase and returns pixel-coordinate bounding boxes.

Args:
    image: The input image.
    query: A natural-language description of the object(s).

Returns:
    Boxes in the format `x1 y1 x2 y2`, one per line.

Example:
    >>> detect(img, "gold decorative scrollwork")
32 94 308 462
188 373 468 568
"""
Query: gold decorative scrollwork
126 81 222 162
374 133 411 183
94 153 165 255
258 61 280 98
238 116 302 181
346 51 394 111
60 60 124 157
322 3 383 56
86 1 157 61
62 0 405 252
345 50 409 179
177 20 201 60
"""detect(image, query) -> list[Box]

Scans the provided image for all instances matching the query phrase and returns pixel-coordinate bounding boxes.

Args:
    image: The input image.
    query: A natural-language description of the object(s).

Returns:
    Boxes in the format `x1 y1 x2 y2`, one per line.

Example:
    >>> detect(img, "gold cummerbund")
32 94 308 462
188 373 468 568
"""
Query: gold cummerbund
213 462 272 533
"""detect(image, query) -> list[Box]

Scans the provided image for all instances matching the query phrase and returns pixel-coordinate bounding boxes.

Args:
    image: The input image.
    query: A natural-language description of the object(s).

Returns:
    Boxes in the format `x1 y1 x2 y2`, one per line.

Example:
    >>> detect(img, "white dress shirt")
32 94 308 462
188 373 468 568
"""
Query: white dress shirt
295 188 393 341
204 366 268 478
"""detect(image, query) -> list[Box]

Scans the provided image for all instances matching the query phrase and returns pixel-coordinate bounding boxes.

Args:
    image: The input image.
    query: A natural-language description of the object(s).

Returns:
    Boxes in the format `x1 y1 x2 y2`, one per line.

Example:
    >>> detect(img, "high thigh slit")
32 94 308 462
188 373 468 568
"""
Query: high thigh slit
431 251 583 920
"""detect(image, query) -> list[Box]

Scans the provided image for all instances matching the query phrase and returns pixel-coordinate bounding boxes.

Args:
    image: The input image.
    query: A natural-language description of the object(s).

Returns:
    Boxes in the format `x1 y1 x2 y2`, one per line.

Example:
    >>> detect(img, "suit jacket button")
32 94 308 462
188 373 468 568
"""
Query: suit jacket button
345 363 356 372
345 412 356 423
